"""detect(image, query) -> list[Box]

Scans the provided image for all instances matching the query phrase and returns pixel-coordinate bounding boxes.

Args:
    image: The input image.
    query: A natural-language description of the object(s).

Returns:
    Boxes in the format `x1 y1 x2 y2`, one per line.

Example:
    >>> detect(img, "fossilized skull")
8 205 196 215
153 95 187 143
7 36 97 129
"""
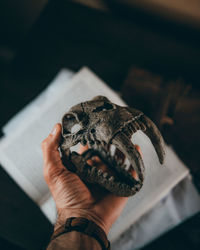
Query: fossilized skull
60 96 165 196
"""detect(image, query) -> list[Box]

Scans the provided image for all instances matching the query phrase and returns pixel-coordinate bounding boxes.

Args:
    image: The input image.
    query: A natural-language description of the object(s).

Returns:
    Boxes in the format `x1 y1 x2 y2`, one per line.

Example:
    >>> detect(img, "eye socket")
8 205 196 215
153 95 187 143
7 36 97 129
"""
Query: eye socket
62 113 81 134
92 102 113 112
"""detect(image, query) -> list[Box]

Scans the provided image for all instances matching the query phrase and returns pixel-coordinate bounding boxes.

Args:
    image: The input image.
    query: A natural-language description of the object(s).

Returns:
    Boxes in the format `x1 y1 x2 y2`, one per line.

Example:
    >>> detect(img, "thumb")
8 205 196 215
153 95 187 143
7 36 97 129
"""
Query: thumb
41 123 62 165
42 123 67 184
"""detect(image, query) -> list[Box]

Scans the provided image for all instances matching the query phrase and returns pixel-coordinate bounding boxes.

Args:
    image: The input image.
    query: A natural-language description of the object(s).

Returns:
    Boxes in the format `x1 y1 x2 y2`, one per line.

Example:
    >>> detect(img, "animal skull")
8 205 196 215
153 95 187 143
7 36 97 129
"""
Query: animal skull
60 96 165 196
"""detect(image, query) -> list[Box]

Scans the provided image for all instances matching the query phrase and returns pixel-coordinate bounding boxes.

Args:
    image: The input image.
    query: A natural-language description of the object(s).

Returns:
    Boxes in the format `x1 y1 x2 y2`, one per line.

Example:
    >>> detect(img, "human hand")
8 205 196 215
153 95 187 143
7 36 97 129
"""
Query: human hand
41 123 141 235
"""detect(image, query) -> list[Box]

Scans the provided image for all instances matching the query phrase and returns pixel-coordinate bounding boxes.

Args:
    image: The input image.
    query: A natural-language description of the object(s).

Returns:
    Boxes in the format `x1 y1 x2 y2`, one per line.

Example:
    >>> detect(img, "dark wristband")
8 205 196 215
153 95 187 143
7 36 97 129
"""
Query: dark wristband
51 217 110 250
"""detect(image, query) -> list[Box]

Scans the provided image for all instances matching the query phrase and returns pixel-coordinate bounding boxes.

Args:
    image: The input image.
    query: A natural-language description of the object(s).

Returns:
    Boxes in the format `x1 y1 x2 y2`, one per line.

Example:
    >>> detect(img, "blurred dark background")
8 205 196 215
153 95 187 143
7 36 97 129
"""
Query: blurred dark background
0 0 200 249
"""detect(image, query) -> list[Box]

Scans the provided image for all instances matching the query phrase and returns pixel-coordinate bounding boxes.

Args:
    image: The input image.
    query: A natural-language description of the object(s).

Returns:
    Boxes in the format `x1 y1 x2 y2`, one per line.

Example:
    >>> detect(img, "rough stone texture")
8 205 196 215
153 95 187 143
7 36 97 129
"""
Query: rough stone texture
60 96 165 196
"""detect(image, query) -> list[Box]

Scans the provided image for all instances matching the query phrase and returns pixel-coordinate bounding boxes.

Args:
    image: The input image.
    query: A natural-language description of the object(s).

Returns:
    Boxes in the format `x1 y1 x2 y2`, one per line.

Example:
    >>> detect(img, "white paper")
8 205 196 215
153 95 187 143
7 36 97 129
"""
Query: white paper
112 176 200 249
2 69 74 135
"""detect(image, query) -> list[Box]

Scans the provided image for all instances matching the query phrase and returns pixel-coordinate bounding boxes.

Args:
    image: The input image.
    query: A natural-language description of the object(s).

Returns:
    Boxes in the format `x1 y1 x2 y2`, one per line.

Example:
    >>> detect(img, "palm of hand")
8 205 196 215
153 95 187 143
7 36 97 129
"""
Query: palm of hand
52 163 96 208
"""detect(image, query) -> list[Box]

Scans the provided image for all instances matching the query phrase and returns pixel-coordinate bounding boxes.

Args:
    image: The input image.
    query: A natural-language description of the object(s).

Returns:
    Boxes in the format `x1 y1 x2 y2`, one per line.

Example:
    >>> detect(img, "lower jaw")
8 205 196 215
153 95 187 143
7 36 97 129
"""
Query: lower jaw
67 147 142 197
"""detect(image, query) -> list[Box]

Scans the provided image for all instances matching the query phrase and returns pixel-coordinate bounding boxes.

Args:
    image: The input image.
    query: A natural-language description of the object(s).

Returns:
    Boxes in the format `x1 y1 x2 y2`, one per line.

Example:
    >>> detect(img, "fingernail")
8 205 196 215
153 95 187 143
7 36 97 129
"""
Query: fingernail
51 125 57 135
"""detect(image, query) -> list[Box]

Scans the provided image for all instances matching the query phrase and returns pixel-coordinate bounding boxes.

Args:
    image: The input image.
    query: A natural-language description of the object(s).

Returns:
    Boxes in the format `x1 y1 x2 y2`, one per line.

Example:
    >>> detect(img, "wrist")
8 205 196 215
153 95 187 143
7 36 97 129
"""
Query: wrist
52 217 110 250
56 208 111 235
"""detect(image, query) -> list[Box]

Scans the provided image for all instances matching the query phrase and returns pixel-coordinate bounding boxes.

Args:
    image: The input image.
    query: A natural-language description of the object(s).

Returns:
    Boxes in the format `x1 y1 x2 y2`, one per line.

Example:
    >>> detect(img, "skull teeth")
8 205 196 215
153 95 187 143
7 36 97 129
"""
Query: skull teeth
109 176 115 182
68 136 143 196
110 144 116 156
103 172 108 178
91 167 98 175
80 162 141 196
98 169 103 175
